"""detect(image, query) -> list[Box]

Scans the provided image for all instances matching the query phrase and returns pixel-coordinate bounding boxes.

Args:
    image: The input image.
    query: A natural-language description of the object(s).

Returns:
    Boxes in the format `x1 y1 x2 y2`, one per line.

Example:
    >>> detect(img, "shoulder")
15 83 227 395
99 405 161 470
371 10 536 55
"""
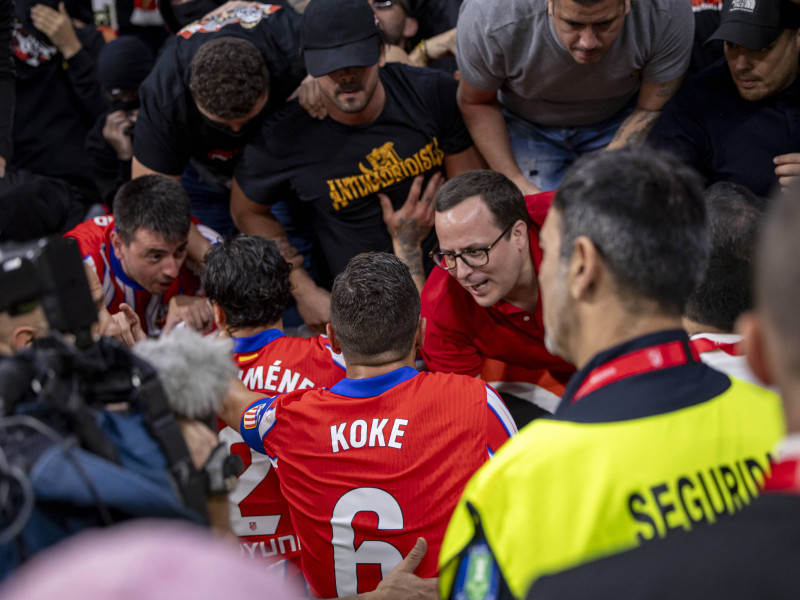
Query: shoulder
139 42 189 109
253 100 313 145
459 0 546 32
629 0 691 22
525 191 555 227
382 63 457 98
64 215 113 249
464 418 574 492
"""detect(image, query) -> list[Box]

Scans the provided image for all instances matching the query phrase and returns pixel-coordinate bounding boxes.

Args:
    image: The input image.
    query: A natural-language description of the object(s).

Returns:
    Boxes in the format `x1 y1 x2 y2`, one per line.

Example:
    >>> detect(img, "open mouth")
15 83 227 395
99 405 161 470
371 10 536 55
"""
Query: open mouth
468 280 489 294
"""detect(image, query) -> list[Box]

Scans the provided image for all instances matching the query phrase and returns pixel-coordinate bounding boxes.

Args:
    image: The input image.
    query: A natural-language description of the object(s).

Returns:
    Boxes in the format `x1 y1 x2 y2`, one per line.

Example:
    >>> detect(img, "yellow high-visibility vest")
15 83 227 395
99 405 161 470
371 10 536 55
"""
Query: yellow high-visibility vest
439 377 785 599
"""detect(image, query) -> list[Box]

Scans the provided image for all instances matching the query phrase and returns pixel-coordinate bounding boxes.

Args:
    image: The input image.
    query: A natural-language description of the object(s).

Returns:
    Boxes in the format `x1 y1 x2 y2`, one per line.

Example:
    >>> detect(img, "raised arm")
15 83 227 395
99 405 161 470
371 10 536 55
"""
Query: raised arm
231 177 331 333
457 78 540 196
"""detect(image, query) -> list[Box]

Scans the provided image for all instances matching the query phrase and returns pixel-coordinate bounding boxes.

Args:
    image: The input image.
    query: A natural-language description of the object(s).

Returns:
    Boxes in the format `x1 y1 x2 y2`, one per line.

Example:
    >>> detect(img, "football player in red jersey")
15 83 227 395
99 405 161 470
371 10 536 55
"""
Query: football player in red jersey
64 175 218 336
202 235 346 567
219 252 516 597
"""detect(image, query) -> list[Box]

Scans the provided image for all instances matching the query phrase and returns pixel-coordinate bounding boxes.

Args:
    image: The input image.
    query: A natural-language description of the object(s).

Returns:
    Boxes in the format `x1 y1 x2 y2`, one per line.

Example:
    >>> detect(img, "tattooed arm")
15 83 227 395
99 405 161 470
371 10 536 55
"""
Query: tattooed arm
380 173 444 294
606 77 684 150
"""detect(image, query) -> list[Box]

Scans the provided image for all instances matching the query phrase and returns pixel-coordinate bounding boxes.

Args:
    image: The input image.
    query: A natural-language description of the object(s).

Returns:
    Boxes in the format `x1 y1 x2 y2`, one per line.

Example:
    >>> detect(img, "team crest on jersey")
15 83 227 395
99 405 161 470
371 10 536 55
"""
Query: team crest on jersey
13 24 58 67
178 2 281 37
326 138 445 211
243 405 261 429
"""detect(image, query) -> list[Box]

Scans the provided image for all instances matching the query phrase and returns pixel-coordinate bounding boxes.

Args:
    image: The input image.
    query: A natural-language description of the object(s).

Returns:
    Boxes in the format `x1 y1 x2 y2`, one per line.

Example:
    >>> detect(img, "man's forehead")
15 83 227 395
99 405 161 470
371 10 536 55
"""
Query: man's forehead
129 228 187 249
436 194 490 225
552 0 626 20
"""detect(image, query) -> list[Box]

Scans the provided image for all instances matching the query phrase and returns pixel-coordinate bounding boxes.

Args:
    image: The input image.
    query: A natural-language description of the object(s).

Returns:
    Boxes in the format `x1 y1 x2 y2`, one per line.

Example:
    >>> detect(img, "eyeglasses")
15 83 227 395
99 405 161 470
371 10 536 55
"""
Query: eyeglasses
430 223 514 270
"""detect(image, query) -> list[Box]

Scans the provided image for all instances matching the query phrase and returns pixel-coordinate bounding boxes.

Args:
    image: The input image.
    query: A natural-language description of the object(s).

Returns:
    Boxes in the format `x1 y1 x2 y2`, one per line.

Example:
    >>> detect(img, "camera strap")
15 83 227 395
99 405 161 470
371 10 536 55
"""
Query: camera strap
135 374 209 524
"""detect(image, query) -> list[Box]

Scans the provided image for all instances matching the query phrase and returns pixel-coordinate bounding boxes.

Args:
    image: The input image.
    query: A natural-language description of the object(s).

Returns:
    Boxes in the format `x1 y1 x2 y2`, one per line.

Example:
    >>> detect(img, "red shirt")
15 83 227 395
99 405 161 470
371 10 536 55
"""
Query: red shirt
421 192 573 400
221 329 346 565
240 367 516 597
64 215 214 336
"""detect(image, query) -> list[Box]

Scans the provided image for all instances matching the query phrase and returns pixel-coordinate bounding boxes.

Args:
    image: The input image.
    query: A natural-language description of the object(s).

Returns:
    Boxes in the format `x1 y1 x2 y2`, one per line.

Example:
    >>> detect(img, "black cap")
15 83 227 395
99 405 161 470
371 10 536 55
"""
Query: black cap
707 0 800 50
301 0 381 77
97 36 155 92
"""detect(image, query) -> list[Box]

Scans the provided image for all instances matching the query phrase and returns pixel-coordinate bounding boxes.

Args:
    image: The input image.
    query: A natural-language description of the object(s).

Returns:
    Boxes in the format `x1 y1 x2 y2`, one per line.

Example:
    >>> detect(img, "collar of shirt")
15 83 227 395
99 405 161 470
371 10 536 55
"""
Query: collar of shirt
232 328 286 354
559 329 694 407
330 365 420 398
109 229 146 291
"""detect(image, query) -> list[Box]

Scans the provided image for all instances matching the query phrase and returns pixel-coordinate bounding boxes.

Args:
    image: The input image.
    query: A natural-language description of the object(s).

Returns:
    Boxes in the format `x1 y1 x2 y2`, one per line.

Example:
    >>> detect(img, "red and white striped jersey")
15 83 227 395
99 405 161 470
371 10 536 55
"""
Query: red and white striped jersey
64 215 217 336
240 366 516 597
221 329 345 565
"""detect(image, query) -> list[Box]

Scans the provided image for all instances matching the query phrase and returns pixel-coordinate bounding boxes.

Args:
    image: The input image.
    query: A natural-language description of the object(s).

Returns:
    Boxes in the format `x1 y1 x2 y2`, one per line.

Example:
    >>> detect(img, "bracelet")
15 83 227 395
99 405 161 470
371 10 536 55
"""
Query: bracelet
414 39 429 66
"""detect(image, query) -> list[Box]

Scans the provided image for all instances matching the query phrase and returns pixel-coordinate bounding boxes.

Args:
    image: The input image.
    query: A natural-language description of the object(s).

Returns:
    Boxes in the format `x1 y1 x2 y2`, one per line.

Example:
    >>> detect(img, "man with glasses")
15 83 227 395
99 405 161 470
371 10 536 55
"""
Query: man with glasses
421 170 574 427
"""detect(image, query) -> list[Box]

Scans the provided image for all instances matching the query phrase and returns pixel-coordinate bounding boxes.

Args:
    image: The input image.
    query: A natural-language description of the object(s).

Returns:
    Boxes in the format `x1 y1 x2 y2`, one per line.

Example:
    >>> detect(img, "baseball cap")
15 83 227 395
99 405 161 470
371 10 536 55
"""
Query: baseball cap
301 0 381 77
707 0 800 50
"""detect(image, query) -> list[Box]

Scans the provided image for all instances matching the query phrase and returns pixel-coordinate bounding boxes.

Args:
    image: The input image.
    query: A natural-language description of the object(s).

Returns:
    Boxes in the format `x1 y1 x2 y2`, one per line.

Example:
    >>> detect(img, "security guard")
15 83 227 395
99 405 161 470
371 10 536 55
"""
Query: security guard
438 148 785 600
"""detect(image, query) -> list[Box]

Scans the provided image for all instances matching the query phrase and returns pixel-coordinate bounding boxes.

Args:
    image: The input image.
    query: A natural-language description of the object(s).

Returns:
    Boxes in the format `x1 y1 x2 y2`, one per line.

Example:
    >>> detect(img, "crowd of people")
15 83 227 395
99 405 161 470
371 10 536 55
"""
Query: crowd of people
1 0 799 597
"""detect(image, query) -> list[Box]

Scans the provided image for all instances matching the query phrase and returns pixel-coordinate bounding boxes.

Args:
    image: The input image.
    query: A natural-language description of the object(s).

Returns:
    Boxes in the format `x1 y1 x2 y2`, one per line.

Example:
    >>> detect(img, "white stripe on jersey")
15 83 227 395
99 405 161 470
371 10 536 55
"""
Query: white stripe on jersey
486 386 518 438
145 294 162 336
257 404 278 444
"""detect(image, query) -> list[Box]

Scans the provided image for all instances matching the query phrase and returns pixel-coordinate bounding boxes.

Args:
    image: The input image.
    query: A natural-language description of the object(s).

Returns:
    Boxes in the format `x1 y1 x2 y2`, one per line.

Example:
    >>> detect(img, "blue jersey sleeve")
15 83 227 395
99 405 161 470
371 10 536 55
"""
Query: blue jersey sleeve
239 397 277 456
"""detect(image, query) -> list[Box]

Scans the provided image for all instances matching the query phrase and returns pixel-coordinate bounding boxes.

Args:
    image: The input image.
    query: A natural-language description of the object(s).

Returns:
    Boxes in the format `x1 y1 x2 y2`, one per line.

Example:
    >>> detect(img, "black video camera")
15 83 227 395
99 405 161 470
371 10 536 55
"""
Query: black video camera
0 236 97 348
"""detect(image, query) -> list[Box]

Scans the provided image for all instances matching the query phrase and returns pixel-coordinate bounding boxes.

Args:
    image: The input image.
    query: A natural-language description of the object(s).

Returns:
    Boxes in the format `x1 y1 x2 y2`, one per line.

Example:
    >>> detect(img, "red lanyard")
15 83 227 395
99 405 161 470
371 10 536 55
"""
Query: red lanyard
763 457 800 493
572 340 699 403
690 337 742 357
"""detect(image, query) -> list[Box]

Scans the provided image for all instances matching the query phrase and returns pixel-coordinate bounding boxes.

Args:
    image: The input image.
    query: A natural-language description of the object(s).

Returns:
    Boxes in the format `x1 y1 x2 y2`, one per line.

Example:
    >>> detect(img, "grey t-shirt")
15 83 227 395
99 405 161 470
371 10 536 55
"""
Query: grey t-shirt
457 0 693 127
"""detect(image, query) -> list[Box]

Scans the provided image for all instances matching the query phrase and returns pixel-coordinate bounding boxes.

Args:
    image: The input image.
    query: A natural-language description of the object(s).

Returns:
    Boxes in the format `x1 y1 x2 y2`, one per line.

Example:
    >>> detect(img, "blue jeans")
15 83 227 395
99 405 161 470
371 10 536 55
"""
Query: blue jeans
181 162 238 237
505 103 635 192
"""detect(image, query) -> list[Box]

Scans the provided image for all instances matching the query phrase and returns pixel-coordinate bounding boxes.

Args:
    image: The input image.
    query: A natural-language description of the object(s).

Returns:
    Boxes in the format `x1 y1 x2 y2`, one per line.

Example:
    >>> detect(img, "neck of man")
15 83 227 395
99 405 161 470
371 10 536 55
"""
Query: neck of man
344 349 416 380
571 298 684 370
501 240 539 313
328 81 387 127
682 317 730 337
228 320 284 339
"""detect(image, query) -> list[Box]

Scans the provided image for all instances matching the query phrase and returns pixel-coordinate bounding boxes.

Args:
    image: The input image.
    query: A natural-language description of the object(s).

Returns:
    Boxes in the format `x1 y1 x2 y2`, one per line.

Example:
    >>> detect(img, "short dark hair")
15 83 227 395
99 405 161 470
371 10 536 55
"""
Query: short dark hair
202 235 292 329
685 182 766 331
189 37 269 120
114 175 191 245
330 252 420 364
435 170 532 234
755 183 800 374
554 147 709 317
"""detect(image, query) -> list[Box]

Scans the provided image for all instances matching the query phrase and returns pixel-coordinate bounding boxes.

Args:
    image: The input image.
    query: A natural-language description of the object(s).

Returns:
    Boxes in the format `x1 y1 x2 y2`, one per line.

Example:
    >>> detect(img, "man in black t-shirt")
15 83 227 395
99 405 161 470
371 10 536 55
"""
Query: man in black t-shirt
132 3 305 235
648 0 800 197
232 0 483 321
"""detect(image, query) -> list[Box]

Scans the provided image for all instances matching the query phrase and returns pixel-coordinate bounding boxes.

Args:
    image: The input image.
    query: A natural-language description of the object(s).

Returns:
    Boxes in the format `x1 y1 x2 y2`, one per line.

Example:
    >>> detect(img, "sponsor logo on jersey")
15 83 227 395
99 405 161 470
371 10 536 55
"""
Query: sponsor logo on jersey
326 138 445 210
178 3 281 37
